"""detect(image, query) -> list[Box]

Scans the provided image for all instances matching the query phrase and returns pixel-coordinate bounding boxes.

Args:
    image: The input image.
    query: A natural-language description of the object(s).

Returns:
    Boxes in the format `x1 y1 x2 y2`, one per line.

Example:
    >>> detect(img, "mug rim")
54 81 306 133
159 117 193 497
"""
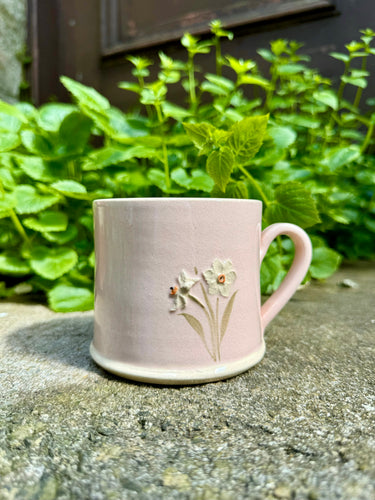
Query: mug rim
93 197 263 207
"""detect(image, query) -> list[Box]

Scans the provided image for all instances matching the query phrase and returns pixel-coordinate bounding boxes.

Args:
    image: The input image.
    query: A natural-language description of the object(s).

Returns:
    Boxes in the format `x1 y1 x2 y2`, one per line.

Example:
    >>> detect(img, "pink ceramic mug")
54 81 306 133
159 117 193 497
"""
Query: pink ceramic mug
91 198 312 384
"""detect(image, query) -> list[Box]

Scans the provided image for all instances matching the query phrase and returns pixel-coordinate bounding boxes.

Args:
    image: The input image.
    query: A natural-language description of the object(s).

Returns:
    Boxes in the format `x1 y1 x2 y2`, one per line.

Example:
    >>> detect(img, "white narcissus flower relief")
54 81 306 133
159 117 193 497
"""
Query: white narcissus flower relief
203 259 237 297
169 270 200 311
169 259 238 362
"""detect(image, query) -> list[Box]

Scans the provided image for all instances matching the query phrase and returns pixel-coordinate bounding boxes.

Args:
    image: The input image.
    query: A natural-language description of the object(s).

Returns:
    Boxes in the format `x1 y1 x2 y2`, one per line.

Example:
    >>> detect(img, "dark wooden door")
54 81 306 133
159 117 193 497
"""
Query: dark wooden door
29 0 374 108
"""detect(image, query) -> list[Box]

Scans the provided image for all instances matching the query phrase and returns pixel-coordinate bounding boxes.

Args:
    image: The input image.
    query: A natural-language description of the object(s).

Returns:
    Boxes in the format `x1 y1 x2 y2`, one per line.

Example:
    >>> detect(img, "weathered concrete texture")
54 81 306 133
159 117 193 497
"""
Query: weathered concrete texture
0 0 27 102
0 263 374 499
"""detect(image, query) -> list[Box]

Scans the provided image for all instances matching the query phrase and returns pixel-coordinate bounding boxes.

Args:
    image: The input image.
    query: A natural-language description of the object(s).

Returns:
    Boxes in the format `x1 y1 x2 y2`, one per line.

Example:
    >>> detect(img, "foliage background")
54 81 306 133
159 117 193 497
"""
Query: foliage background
0 23 374 311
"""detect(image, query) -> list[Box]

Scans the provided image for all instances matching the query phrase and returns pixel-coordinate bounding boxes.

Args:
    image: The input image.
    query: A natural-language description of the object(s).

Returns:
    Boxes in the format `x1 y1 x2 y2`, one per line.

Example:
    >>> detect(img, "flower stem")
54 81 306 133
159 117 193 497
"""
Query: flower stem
189 293 216 361
200 283 217 359
216 297 220 361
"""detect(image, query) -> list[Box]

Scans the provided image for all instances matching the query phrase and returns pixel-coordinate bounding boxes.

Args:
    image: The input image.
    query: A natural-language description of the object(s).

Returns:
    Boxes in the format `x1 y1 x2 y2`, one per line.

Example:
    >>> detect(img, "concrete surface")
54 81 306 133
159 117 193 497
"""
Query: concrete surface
0 263 374 499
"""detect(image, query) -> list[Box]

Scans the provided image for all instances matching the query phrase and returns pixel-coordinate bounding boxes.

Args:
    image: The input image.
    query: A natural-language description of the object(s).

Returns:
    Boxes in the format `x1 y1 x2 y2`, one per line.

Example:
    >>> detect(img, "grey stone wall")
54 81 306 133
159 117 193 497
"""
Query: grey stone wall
0 0 27 102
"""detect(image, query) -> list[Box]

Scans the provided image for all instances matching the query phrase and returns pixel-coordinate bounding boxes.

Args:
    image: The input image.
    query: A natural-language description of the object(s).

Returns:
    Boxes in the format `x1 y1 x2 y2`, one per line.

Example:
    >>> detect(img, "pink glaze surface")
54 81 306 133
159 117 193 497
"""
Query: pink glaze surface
92 198 312 383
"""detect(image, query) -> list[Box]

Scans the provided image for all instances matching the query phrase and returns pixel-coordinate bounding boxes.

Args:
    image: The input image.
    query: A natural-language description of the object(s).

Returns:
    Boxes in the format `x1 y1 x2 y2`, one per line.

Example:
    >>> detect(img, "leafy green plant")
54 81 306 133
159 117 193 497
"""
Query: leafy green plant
0 22 374 311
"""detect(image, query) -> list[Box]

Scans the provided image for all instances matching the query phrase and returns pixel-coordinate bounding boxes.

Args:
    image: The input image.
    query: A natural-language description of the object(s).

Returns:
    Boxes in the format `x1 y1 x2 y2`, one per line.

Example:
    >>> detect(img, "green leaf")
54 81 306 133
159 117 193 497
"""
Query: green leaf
276 63 306 75
171 168 189 187
364 216 375 233
183 122 216 150
341 75 367 88
38 103 77 131
257 48 275 63
29 246 78 280
51 180 88 199
329 52 350 62
0 113 22 135
0 223 19 248
42 225 78 244
0 192 16 215
281 114 321 129
238 75 270 88
23 211 68 232
147 169 183 194
313 90 338 110
206 147 234 192
0 133 21 152
0 100 28 123
21 130 54 157
204 73 235 91
265 182 321 228
48 284 94 312
118 81 141 93
310 247 342 279
58 112 92 153
13 154 60 182
0 166 15 190
82 145 160 170
0 252 31 276
171 168 214 192
201 81 228 96
161 101 191 119
60 76 110 112
268 126 296 149
14 185 60 214
321 147 360 172
260 245 286 294
227 115 269 165
211 181 248 199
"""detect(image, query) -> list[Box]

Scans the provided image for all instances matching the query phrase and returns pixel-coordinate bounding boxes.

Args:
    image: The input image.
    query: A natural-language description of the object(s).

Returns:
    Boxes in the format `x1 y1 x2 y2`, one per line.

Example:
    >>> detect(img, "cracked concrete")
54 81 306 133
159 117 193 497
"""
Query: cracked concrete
0 263 374 499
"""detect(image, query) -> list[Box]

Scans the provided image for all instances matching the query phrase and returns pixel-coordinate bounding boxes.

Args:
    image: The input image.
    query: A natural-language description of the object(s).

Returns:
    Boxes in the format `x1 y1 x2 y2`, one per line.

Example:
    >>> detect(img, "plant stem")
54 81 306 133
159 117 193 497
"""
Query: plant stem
238 165 270 206
265 68 278 111
0 180 30 246
67 160 76 179
9 211 31 246
353 56 367 109
361 122 374 154
155 103 171 190
215 38 222 76
328 57 351 131
138 75 152 119
188 53 196 107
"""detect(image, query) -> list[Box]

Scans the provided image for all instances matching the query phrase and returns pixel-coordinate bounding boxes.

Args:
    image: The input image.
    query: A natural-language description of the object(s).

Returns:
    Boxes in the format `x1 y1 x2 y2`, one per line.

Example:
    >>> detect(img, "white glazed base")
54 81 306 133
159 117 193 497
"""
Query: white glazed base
90 341 266 385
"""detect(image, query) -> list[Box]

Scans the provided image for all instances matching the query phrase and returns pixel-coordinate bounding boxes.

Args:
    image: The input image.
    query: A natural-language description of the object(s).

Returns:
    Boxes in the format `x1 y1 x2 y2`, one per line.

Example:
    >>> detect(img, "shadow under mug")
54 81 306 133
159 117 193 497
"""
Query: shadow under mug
91 198 312 384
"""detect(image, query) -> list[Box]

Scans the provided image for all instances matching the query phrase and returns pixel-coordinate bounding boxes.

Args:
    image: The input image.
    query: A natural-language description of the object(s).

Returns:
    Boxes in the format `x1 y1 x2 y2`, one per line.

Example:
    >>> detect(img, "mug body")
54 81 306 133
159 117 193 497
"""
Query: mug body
91 198 265 384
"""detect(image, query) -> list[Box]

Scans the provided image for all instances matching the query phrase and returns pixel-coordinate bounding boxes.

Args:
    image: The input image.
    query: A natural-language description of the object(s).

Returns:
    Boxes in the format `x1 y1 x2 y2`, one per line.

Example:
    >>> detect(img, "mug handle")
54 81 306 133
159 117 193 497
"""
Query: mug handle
260 223 312 332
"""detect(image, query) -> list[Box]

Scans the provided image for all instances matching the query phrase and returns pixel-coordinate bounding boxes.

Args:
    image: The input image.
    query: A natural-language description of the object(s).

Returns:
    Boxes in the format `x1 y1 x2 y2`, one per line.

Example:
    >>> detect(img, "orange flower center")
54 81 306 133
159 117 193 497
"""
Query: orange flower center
170 286 178 296
217 274 226 284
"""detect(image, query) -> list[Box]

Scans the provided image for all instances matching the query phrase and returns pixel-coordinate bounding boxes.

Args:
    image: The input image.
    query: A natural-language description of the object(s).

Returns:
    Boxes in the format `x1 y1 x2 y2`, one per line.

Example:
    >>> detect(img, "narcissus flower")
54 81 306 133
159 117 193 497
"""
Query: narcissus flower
169 270 200 311
203 259 237 297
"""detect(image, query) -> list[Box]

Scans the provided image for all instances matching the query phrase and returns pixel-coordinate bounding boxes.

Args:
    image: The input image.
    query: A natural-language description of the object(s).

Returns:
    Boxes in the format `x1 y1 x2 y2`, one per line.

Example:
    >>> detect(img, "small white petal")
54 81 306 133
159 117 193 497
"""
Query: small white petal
207 282 220 295
222 259 234 274
212 259 224 274
203 269 216 285
178 270 200 292
225 271 237 285
219 283 231 297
